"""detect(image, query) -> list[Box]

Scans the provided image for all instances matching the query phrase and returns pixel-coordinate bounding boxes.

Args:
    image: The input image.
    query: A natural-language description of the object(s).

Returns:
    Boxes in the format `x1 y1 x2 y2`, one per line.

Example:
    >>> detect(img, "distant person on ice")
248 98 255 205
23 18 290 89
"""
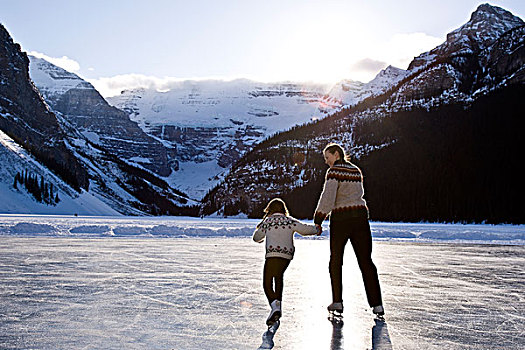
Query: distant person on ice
253 198 321 326
314 143 384 318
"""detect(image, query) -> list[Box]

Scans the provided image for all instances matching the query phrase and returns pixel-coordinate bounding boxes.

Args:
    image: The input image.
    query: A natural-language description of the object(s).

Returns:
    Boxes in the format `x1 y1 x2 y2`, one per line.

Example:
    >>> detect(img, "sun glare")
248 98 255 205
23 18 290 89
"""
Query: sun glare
253 4 444 85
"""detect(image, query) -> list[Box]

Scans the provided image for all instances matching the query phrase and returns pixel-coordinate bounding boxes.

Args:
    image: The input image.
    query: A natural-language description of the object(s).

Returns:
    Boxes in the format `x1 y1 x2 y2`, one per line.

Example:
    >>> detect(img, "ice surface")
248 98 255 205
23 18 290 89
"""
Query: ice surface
0 216 524 349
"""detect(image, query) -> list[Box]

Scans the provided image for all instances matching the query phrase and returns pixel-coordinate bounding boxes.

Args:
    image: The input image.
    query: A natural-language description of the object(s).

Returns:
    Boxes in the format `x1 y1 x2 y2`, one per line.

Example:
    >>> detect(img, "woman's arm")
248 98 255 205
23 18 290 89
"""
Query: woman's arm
314 173 338 225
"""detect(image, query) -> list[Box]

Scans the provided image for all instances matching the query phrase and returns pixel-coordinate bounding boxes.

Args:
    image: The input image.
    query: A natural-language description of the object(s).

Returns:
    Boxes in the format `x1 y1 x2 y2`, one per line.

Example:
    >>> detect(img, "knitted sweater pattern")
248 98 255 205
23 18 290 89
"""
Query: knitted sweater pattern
314 162 369 225
253 214 318 259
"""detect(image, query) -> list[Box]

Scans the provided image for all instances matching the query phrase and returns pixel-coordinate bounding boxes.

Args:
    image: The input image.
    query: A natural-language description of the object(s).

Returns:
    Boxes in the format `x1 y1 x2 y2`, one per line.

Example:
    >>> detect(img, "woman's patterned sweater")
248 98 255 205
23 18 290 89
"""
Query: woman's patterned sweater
314 161 369 225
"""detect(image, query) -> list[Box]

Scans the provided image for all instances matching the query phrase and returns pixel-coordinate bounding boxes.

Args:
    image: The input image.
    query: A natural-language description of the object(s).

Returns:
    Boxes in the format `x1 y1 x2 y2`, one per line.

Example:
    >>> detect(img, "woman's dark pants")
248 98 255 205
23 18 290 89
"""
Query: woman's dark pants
263 257 290 304
329 216 383 307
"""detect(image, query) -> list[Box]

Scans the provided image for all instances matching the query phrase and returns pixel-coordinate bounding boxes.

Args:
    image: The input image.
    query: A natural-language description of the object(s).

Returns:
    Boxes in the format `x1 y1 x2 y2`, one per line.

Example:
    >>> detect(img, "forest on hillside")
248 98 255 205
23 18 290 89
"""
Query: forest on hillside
202 84 525 224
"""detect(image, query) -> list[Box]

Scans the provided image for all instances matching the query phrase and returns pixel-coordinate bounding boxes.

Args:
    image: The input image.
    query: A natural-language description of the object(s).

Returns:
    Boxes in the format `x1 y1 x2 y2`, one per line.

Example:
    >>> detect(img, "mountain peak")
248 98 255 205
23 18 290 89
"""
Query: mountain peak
446 3 524 50
29 55 93 98
379 65 405 75
408 3 523 71
470 3 521 23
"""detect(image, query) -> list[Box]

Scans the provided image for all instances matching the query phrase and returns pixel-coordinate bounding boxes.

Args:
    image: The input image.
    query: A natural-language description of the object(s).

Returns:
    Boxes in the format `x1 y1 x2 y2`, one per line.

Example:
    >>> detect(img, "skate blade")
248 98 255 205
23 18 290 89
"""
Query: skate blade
266 319 280 331
328 310 343 317
328 315 344 325
266 314 281 327
328 311 344 324
374 314 385 321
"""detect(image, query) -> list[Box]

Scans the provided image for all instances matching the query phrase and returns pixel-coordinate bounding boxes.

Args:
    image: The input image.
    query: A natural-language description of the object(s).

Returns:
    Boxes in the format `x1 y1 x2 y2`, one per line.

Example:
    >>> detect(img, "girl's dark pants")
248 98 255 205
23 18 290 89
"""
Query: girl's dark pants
329 216 382 307
263 257 290 304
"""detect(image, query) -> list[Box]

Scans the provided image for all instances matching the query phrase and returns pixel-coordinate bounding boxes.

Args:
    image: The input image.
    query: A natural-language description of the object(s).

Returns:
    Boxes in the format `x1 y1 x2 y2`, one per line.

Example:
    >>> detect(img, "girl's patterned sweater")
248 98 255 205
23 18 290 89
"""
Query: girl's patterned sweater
253 213 318 260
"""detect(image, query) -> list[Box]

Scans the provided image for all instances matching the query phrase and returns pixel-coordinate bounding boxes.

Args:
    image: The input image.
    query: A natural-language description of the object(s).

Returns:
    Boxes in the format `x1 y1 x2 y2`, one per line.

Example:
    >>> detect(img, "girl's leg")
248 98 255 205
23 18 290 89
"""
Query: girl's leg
348 218 383 307
263 258 290 304
329 221 349 303
273 258 290 301
263 258 277 304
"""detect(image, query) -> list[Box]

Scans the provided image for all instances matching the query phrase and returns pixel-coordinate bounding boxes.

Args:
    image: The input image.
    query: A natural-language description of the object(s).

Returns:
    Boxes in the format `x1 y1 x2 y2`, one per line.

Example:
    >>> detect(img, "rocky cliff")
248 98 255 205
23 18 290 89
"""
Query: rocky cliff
0 24 89 191
1 24 195 215
29 56 173 177
398 3 524 101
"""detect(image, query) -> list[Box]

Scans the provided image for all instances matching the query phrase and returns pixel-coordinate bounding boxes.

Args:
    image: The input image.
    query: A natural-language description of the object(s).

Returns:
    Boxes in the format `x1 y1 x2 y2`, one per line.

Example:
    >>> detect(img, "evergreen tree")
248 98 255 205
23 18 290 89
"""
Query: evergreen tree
14 170 58 206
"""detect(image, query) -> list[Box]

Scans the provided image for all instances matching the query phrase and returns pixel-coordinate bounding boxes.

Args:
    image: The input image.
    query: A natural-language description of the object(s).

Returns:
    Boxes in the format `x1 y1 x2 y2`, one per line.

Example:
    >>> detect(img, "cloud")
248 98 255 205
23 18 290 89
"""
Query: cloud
88 74 254 98
347 32 443 83
349 58 388 73
381 32 443 68
87 74 176 98
28 51 81 73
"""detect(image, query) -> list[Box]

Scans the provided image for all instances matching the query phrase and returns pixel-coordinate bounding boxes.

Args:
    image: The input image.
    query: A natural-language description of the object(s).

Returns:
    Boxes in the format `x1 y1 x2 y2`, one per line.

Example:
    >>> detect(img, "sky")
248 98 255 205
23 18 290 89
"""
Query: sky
1 0 524 97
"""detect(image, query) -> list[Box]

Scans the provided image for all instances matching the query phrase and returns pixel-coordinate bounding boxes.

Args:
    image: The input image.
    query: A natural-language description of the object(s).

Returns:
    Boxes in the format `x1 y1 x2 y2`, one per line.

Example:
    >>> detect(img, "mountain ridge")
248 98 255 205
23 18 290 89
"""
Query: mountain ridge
200 3 525 224
1 24 198 215
29 56 174 177
1 3 523 221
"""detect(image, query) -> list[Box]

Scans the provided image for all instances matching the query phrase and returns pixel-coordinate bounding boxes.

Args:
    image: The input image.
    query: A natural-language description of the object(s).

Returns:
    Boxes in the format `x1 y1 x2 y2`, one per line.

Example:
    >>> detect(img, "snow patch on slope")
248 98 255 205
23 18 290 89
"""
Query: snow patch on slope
0 129 121 216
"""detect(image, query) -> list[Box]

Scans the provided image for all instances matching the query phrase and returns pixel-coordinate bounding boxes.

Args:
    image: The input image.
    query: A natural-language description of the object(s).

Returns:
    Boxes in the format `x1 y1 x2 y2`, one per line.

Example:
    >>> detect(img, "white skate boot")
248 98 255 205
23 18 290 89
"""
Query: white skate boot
327 302 344 323
372 305 385 320
327 302 344 313
266 300 281 326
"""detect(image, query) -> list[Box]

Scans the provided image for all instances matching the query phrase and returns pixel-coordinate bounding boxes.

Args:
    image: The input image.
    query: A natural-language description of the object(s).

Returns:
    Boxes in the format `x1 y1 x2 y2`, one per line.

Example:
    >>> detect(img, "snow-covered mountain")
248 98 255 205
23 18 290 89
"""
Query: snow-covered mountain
327 65 408 106
0 128 121 215
108 80 338 198
1 24 197 215
29 56 173 177
327 4 524 110
0 24 116 215
201 3 525 224
396 3 524 103
29 55 403 201
2 3 523 220
0 24 89 191
409 4 524 71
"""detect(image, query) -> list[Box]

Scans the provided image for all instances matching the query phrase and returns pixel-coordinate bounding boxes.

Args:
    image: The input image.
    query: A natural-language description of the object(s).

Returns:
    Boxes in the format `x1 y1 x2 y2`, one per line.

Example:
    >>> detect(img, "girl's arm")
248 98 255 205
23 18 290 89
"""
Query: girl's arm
252 221 266 243
292 219 320 236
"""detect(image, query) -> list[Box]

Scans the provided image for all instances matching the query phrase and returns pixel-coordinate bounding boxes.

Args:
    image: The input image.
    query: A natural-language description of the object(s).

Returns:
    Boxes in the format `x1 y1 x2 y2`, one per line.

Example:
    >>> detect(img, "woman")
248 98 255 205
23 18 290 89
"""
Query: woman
314 143 384 317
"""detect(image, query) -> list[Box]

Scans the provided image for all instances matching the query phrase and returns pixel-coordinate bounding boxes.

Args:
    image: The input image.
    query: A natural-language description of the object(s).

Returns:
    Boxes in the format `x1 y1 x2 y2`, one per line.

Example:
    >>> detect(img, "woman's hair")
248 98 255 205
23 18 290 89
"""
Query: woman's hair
263 198 289 219
323 143 350 162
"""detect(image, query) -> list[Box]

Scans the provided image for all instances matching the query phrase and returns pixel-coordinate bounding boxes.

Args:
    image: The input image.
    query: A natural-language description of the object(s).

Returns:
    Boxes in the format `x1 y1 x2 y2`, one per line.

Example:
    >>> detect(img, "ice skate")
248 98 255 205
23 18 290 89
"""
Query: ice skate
372 305 385 320
327 302 344 313
266 300 281 327
327 302 344 322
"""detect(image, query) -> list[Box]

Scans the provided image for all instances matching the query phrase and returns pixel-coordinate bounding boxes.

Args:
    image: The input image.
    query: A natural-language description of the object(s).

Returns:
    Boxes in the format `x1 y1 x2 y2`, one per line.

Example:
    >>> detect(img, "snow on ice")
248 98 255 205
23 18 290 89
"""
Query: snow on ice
0 216 524 349
0 215 523 243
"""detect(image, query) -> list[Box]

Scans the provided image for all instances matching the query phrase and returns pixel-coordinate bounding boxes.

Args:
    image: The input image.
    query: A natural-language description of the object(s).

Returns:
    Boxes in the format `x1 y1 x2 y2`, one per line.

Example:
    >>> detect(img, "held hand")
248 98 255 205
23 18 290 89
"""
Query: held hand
315 224 322 236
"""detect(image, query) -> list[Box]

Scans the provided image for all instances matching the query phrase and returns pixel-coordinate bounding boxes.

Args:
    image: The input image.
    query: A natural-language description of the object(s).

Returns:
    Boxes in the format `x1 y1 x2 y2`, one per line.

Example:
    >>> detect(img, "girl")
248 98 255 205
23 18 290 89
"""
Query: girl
253 198 321 326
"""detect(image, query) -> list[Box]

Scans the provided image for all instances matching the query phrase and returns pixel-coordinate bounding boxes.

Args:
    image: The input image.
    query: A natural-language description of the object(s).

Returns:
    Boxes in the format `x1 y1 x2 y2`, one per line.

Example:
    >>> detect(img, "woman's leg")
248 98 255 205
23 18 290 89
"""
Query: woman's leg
329 221 349 303
348 218 383 307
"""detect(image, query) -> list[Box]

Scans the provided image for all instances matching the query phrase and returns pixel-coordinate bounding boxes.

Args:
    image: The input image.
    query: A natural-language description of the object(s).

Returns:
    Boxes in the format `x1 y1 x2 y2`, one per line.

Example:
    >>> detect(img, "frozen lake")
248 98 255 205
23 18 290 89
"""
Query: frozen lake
0 216 524 349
